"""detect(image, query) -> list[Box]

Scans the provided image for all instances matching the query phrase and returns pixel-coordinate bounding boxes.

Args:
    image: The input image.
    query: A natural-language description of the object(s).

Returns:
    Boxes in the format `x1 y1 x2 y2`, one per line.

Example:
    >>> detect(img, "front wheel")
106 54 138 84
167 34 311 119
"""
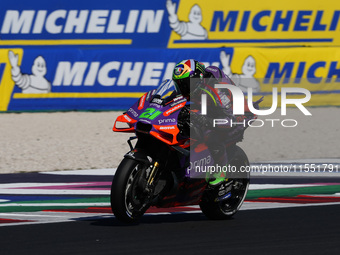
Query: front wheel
199 145 250 220
110 158 152 224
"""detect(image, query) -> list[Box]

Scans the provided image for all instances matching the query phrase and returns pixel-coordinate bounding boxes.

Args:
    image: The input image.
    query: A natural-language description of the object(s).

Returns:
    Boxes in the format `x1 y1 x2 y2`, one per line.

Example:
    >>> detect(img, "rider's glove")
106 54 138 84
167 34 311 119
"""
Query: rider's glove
189 112 212 140
190 112 211 129
178 106 191 136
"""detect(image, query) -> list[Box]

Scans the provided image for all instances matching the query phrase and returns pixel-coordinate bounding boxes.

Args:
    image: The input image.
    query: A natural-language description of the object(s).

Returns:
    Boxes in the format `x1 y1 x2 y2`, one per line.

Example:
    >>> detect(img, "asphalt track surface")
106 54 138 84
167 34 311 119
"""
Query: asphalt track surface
1 170 340 255
1 204 340 255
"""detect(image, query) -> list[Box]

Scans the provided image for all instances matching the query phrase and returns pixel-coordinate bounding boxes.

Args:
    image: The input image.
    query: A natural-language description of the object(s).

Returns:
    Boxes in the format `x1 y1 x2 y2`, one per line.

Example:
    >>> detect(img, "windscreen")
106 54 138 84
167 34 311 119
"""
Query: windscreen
153 79 180 100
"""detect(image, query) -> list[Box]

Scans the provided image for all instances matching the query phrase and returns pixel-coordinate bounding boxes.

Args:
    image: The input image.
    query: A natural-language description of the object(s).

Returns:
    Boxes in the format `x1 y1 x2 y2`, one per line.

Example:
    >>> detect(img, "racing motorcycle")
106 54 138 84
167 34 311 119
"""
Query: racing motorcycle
111 79 252 223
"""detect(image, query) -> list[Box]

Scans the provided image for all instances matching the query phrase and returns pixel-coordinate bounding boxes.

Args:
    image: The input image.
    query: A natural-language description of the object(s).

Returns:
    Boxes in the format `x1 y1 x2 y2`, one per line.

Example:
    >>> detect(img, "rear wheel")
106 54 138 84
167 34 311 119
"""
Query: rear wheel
110 158 152 224
200 145 250 220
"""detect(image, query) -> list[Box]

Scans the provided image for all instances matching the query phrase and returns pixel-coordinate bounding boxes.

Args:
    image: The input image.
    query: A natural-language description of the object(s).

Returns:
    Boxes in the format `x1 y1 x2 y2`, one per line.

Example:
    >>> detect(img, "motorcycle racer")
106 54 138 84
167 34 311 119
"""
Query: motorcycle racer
172 59 257 186
111 61 254 222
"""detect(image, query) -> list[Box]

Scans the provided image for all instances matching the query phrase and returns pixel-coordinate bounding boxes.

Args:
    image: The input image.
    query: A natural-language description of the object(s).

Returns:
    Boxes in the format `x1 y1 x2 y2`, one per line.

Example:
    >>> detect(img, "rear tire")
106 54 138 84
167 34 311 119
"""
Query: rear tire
200 145 250 220
110 158 151 224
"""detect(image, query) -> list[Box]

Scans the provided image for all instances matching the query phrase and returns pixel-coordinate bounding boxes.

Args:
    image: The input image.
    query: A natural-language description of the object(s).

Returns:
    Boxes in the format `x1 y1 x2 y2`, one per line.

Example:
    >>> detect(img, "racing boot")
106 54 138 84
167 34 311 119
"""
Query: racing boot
207 146 228 187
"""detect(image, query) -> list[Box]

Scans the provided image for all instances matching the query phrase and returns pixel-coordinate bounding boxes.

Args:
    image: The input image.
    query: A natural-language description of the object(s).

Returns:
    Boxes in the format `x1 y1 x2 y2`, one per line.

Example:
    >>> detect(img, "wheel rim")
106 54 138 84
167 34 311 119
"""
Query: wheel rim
219 177 249 215
124 164 149 218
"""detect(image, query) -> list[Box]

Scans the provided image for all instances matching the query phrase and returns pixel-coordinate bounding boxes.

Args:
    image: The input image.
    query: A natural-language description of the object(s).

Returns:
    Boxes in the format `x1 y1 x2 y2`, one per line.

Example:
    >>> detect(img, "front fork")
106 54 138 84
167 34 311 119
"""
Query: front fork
125 135 176 203
145 161 160 193
126 136 161 192
147 161 160 186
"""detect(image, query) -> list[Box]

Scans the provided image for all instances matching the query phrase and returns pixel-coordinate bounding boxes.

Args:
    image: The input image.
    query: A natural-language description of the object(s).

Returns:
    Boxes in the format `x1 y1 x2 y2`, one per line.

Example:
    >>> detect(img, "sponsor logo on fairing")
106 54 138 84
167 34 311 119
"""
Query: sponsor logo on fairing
187 155 212 172
138 93 147 110
152 98 163 104
170 98 187 107
159 126 176 130
123 114 132 122
128 108 138 117
158 118 176 124
164 102 186 116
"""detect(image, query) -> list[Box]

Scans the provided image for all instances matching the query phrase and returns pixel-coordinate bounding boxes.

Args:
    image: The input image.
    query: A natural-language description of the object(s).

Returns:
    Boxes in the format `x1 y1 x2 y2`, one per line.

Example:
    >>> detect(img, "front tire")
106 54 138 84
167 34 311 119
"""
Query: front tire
110 158 151 224
200 145 250 220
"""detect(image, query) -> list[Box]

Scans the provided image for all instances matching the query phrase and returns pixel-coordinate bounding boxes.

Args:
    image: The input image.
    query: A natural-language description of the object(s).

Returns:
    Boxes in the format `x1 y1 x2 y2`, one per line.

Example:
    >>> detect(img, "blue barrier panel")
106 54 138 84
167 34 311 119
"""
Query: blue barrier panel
1 48 232 111
0 0 174 49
